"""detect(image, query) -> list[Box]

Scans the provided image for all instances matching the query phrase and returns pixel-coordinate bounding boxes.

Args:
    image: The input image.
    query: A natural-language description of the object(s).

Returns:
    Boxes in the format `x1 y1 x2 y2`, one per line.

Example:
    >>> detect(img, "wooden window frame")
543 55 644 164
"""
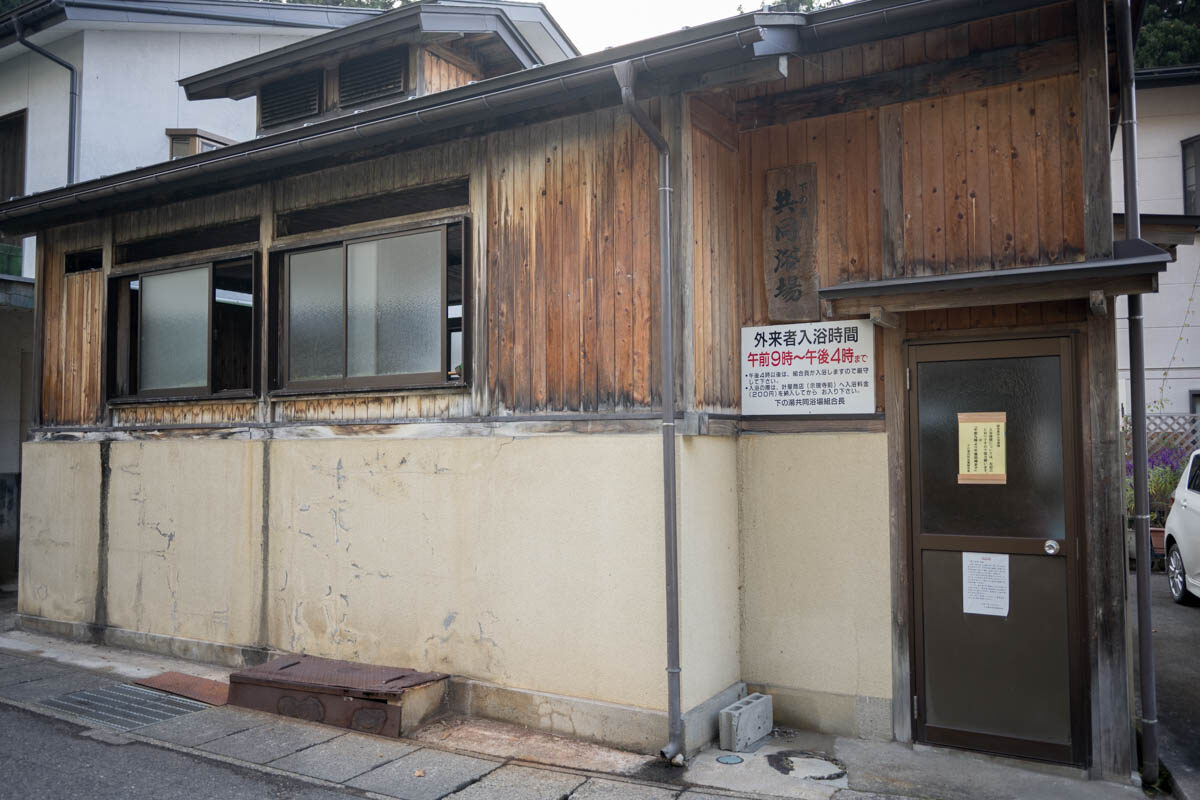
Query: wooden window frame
108 257 259 404
273 219 468 396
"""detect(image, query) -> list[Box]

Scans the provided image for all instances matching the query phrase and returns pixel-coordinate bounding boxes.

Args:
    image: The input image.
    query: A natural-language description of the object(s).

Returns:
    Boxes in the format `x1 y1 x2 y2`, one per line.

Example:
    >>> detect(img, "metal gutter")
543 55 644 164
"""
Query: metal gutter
613 58 683 767
13 13 77 185
1116 0 1159 787
0 25 769 233
1135 65 1200 88
1114 212 1200 229
818 239 1169 300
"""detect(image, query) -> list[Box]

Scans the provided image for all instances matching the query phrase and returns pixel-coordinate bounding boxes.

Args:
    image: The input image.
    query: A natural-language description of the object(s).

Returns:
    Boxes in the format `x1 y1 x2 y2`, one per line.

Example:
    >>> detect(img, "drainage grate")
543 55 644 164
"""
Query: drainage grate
40 683 209 731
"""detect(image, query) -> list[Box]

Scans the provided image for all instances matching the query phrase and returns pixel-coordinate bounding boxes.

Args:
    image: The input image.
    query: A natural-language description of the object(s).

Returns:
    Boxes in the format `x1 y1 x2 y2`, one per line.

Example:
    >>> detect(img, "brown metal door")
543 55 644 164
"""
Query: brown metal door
908 337 1085 765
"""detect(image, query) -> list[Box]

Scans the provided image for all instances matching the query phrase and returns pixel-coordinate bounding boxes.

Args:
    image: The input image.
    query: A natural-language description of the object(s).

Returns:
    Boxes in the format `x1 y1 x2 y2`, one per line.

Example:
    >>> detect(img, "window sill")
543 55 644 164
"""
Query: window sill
108 391 258 406
267 383 469 401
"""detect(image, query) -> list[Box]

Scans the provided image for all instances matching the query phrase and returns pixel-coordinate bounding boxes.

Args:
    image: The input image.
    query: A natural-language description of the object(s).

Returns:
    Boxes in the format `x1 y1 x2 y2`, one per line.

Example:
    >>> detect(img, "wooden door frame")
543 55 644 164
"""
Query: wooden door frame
904 334 1089 766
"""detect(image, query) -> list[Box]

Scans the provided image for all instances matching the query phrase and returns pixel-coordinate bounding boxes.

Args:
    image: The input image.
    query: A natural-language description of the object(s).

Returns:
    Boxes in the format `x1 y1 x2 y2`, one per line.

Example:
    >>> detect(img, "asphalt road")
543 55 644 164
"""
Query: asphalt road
1150 571 1200 799
0 703 364 800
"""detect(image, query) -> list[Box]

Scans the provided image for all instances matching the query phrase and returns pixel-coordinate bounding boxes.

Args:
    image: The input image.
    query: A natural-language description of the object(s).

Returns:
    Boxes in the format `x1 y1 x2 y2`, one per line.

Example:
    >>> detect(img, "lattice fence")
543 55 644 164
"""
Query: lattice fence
1123 414 1200 461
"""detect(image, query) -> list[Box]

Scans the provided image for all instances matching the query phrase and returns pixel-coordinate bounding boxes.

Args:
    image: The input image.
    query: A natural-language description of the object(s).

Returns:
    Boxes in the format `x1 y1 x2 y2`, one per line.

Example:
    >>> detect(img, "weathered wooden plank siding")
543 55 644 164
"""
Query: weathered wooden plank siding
39 222 105 426
734 3 1086 328
113 187 260 243
421 49 477 95
690 104 740 411
273 138 477 214
111 401 259 427
486 107 661 413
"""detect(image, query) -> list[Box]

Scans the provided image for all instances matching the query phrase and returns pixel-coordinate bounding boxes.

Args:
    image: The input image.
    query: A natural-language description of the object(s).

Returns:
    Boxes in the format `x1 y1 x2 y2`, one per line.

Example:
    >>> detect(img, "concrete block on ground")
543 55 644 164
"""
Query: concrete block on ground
268 732 418 784
133 706 266 747
347 748 500 800
399 678 448 735
568 778 679 799
198 717 341 764
444 764 585 799
718 692 773 751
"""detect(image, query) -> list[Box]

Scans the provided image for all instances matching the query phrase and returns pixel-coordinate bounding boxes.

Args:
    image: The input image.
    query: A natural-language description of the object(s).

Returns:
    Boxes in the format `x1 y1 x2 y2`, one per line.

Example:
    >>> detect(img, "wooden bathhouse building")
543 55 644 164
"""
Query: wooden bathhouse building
0 0 1169 782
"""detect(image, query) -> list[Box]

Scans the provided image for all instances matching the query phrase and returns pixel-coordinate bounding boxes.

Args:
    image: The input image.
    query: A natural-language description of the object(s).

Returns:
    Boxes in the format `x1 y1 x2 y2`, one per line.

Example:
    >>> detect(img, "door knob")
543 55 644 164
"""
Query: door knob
1044 540 1060 556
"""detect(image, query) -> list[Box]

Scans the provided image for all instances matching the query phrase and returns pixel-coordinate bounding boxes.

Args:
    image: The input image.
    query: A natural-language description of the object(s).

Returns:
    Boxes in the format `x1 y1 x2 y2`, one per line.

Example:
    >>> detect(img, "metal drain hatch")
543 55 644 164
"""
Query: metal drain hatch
40 683 209 730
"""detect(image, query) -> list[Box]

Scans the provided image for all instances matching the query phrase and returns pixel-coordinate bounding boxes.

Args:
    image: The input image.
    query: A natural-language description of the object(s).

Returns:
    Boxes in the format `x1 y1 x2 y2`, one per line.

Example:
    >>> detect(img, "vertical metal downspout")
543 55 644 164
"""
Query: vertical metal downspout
13 16 78 185
612 60 684 766
1115 0 1159 785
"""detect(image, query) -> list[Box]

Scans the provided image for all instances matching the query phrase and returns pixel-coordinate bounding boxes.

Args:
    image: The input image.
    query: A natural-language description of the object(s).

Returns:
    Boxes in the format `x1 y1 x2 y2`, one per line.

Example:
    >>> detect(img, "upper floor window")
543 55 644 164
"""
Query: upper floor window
276 220 465 392
108 258 256 400
1184 136 1199 215
167 129 234 160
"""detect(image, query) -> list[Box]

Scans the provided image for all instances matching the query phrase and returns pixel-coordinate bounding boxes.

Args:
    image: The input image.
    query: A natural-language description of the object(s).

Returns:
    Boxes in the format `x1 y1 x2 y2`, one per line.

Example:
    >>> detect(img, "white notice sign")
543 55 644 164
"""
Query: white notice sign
741 321 876 415
962 552 1010 617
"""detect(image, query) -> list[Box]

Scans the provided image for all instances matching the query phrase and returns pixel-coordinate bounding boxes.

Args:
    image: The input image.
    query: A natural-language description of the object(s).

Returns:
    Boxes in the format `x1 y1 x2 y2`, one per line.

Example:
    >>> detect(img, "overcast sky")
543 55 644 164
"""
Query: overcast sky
539 0 748 55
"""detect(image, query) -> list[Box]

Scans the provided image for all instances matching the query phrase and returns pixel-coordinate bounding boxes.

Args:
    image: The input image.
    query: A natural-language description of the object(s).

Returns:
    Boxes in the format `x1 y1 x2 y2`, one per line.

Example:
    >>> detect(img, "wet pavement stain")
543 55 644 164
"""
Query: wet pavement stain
765 749 847 781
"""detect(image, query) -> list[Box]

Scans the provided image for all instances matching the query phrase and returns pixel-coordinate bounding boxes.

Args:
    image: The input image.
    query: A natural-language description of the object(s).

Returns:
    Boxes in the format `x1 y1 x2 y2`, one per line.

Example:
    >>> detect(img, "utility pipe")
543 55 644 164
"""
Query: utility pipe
13 15 77 185
1115 0 1158 785
612 59 683 766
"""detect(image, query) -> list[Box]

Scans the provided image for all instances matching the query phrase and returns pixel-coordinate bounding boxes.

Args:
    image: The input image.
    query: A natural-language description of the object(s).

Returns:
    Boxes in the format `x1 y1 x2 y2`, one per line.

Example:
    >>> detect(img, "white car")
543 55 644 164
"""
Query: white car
1165 448 1200 604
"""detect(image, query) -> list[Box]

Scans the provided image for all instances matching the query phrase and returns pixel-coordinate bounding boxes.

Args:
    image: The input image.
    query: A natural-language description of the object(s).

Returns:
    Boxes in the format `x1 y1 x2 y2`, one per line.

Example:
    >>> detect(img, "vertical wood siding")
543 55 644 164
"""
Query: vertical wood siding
735 4 1085 329
40 223 105 425
691 113 740 411
486 106 661 413
422 49 478 96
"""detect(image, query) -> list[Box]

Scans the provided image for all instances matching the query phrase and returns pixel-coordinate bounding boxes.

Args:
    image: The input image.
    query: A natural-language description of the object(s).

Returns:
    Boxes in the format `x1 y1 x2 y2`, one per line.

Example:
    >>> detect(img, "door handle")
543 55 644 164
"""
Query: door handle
1043 540 1061 556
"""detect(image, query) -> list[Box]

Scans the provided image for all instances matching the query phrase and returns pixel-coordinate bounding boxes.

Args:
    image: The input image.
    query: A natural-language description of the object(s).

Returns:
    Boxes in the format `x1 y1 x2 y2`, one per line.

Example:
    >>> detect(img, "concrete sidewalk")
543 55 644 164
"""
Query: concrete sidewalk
0 620 1157 800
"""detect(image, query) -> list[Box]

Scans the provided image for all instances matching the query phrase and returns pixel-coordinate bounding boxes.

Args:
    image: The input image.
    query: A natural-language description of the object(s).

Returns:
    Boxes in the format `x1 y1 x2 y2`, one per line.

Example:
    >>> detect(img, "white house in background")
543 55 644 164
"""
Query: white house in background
1113 66 1200 415
0 0 378 585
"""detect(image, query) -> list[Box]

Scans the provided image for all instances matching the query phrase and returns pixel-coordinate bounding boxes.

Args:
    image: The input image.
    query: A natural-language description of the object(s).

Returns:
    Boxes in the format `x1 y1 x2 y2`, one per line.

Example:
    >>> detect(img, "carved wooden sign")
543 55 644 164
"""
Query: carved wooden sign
763 164 819 322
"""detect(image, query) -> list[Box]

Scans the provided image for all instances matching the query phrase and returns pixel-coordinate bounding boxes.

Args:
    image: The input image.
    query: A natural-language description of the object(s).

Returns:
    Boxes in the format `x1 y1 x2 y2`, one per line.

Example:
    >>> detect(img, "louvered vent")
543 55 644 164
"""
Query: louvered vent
338 47 407 107
260 71 322 128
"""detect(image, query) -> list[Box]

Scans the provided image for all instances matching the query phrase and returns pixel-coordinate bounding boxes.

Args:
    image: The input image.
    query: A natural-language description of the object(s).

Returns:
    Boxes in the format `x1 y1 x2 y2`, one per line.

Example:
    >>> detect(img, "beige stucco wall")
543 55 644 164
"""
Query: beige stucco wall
19 442 101 622
266 434 669 711
738 432 892 738
105 441 264 646
677 435 741 710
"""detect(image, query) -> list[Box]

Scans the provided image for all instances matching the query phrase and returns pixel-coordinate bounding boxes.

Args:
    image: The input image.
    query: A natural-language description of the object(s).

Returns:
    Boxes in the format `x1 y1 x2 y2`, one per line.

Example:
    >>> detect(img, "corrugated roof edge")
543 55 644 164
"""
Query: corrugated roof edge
0 0 1073 234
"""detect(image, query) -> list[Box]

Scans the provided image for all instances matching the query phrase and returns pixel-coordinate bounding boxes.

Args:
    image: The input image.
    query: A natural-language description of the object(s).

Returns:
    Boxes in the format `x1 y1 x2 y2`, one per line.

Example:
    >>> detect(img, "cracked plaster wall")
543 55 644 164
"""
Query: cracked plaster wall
18 442 101 622
738 432 893 738
267 434 669 711
104 440 264 646
677 435 741 711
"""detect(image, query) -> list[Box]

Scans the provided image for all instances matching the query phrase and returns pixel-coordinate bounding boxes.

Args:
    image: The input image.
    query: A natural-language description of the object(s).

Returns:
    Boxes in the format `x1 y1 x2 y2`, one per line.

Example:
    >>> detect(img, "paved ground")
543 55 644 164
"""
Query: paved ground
0 588 1159 800
1150 571 1200 800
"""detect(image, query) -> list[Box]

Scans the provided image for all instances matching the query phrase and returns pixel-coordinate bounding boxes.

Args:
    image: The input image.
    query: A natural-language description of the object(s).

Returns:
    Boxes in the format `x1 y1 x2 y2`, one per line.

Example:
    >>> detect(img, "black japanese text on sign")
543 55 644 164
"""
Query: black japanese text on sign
763 164 819 322
741 321 876 416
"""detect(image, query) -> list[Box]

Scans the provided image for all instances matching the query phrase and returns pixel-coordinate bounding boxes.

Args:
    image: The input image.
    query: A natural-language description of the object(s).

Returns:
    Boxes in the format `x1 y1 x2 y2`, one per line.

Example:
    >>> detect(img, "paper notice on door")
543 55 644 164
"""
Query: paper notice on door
962 552 1010 617
957 412 1007 484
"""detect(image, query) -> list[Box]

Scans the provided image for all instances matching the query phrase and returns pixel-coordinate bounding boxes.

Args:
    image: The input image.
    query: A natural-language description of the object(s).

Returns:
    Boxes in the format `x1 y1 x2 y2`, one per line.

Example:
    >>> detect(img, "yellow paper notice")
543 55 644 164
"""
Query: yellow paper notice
957 412 1006 485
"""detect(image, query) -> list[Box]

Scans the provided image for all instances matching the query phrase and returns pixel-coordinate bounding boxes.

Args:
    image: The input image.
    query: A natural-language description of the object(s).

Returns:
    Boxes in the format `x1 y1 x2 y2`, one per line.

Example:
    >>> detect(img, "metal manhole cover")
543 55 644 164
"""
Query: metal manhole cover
39 683 209 731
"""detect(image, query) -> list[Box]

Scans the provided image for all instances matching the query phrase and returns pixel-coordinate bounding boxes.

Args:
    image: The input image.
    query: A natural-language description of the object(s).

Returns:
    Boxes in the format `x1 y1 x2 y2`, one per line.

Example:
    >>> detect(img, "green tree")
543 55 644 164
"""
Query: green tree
1136 0 1200 67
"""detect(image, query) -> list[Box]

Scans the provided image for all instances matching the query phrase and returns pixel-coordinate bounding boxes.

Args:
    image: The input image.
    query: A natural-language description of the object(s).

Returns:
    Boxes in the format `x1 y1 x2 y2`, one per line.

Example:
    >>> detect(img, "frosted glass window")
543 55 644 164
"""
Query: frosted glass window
140 267 209 391
347 231 443 378
289 247 344 382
